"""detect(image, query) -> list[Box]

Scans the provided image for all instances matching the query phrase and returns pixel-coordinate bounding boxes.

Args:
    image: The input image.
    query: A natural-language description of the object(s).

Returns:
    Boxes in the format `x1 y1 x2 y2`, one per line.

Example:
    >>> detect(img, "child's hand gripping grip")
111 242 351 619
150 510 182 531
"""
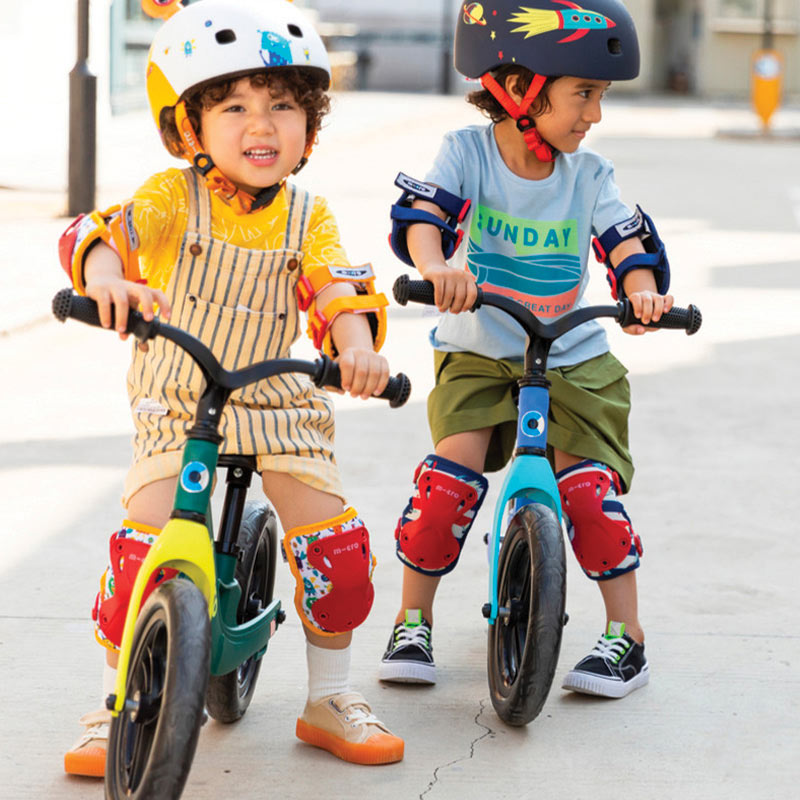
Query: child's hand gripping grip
392 274 485 310
313 356 412 408
618 299 702 335
52 288 159 341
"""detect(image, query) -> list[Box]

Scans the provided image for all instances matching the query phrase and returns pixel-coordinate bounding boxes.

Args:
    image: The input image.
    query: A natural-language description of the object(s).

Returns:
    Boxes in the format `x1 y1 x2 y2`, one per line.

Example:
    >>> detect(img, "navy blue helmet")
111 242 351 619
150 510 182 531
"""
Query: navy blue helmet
456 0 640 82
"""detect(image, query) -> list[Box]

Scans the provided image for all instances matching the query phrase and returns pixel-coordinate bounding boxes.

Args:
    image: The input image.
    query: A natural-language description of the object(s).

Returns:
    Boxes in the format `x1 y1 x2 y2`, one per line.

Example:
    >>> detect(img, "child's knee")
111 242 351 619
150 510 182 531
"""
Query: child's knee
556 460 642 581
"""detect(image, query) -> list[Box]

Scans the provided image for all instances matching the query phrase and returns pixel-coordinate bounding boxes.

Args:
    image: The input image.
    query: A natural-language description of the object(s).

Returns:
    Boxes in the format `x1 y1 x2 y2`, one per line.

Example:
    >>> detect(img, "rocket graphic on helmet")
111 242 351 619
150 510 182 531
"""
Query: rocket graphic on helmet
455 0 640 82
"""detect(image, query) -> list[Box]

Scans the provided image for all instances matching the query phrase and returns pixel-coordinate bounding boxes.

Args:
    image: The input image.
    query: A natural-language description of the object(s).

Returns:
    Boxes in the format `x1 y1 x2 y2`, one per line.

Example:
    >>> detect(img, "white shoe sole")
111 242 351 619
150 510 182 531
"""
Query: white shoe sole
562 664 649 698
378 660 436 685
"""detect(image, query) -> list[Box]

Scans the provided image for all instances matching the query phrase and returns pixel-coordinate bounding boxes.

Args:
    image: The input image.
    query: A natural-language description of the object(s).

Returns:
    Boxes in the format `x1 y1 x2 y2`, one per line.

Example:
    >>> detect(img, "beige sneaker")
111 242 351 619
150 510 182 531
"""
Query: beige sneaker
64 709 110 777
296 691 404 765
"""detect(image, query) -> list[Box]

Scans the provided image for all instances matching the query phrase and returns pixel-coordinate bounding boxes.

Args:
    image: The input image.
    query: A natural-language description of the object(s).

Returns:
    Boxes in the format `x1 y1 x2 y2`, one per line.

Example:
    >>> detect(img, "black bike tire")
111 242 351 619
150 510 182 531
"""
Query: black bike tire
105 579 210 800
205 502 278 723
487 503 566 726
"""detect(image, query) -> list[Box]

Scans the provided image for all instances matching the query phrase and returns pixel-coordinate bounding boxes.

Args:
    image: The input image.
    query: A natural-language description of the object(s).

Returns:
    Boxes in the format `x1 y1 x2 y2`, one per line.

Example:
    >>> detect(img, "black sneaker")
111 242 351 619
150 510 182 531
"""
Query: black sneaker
378 609 435 685
562 621 649 698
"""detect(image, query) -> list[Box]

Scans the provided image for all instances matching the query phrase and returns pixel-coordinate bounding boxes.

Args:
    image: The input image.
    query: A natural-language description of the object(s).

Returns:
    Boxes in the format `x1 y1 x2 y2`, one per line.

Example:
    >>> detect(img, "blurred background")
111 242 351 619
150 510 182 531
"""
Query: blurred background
3 1 800 123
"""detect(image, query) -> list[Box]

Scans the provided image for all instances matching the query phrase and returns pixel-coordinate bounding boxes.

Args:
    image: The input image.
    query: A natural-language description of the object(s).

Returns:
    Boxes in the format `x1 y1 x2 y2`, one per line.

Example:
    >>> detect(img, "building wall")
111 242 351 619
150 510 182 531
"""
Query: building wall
697 1 800 97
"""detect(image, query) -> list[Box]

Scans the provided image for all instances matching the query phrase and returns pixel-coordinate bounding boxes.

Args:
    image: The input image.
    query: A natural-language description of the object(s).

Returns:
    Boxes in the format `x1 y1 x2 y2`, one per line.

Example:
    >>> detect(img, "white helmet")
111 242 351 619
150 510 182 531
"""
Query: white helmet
142 0 331 214
146 0 331 131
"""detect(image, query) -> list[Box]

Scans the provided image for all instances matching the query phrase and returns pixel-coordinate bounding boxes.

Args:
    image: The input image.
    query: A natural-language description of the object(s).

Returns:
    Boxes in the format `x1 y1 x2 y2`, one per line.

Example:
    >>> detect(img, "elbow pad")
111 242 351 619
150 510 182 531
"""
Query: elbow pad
297 263 388 357
58 201 141 294
389 172 470 267
592 206 670 300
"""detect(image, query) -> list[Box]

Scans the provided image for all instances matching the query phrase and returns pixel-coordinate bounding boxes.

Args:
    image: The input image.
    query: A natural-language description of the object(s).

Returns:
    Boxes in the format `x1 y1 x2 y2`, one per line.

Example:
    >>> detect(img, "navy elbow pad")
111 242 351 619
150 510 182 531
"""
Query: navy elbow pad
592 206 670 300
389 173 471 267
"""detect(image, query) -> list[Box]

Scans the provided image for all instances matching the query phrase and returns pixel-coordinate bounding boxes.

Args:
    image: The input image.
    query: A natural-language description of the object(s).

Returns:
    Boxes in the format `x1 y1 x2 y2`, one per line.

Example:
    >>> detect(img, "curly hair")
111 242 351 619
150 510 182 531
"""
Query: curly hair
159 67 330 159
467 67 559 123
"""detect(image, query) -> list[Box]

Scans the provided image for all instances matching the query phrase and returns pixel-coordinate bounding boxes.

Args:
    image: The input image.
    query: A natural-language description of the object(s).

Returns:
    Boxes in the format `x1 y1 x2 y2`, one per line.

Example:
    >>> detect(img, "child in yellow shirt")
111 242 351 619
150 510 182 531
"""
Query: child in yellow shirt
60 0 402 775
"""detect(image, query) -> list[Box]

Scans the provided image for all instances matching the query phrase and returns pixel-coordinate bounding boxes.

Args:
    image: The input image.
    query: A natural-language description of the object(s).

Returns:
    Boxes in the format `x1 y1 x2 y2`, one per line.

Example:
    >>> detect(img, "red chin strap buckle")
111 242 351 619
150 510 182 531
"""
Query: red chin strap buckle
480 72 556 162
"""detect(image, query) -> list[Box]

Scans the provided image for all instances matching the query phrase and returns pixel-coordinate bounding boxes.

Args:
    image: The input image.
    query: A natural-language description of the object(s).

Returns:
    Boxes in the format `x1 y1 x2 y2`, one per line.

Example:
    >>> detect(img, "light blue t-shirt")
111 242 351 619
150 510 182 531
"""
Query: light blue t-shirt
425 124 634 368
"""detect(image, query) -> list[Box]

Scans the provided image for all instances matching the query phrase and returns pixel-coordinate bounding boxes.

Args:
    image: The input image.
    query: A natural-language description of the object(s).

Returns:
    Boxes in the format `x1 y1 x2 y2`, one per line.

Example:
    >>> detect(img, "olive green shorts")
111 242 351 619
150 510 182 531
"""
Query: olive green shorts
428 350 634 491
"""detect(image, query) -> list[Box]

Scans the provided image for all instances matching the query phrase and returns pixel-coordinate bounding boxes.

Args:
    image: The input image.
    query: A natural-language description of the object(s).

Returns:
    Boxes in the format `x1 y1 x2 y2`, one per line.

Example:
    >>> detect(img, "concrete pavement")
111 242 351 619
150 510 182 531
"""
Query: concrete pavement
1 91 799 799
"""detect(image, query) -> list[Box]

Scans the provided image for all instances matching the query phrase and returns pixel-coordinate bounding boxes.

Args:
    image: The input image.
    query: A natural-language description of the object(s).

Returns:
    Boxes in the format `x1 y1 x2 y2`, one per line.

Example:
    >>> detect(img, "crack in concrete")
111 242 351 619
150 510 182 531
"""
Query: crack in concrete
419 698 495 799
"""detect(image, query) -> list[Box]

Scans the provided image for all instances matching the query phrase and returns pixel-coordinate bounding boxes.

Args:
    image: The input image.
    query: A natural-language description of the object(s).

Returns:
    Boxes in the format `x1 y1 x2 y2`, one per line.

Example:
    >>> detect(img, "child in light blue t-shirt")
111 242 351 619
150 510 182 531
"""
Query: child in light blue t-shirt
380 0 673 701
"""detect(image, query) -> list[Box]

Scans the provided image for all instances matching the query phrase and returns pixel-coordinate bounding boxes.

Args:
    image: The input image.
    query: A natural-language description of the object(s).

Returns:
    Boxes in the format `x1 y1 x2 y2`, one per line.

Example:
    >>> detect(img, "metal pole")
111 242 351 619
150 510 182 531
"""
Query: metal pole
763 0 774 50
439 0 453 95
68 0 97 215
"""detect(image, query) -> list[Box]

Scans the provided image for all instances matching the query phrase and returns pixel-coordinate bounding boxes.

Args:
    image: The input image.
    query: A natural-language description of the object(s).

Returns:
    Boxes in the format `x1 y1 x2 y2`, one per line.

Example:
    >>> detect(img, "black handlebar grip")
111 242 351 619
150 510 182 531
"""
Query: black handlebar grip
52 289 158 339
392 274 484 311
382 373 412 408
315 356 412 408
52 288 104 327
393 274 435 306
620 300 702 336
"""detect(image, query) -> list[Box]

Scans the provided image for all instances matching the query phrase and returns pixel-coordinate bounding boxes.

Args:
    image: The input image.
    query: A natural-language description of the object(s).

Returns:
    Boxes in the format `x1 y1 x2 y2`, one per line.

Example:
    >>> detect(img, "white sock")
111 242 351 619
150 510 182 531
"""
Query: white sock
306 642 351 702
102 662 117 707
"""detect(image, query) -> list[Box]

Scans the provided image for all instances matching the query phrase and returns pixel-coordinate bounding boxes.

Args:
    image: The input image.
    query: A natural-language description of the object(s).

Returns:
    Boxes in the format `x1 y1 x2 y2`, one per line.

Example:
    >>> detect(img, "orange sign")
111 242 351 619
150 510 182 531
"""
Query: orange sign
751 49 783 130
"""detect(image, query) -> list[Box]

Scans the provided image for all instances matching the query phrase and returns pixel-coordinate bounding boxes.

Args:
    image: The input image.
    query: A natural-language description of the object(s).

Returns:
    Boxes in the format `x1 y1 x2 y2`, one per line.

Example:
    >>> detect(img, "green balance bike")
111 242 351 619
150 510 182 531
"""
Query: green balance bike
393 274 700 726
52 288 410 799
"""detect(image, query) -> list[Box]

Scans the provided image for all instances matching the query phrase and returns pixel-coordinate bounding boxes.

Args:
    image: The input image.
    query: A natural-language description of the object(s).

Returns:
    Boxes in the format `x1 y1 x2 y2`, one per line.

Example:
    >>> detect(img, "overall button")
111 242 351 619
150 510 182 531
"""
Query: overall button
287 257 299 271
189 243 203 256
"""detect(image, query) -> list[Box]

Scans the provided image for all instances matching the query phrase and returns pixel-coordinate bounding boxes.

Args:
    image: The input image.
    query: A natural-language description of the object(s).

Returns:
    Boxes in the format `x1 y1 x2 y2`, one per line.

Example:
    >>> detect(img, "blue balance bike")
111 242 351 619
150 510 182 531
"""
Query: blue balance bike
53 289 410 799
393 275 701 726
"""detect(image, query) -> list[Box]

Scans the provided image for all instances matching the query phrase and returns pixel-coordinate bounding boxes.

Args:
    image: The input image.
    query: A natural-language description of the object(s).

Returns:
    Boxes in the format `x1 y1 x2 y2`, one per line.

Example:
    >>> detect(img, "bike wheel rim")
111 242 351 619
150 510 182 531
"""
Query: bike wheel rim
497 535 532 690
119 616 167 791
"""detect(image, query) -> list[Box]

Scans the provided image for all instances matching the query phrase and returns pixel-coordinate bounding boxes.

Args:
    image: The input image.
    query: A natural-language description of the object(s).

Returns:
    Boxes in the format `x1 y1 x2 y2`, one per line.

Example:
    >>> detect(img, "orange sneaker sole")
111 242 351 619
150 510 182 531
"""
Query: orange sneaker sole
64 746 106 778
296 719 404 765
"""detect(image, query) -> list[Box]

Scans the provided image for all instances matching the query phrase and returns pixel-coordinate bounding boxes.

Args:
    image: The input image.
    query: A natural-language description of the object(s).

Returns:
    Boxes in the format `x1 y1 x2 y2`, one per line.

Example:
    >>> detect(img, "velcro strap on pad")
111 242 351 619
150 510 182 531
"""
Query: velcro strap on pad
394 172 470 221
395 454 488 577
306 290 388 356
297 263 378 311
283 508 376 636
557 461 642 580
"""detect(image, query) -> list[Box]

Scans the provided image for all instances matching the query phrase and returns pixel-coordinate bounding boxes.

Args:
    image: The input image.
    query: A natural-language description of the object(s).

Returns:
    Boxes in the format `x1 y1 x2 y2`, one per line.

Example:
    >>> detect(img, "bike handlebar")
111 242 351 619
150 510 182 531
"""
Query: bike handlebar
52 289 411 408
392 275 702 338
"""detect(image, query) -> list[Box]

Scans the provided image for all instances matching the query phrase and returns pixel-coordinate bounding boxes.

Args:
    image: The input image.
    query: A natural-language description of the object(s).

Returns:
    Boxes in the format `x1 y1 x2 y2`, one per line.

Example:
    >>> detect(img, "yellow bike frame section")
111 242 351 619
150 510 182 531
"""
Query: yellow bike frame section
111 518 217 715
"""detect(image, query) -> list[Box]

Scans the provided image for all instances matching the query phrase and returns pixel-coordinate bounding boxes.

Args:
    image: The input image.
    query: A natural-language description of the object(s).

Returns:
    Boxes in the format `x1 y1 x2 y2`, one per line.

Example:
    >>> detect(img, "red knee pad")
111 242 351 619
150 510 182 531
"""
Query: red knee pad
306 525 373 632
395 455 488 577
283 508 376 636
557 461 642 579
92 521 177 649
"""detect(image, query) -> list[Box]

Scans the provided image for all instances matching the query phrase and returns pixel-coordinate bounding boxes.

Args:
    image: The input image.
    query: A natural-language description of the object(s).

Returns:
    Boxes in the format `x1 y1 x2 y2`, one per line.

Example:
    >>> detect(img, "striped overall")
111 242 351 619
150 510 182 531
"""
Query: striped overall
123 168 343 504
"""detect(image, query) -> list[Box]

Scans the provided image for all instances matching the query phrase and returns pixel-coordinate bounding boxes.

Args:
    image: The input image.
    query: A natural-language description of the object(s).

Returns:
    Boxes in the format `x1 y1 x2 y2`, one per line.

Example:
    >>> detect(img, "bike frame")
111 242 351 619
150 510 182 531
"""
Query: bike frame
481 296 625 627
110 387 282 716
486 381 561 626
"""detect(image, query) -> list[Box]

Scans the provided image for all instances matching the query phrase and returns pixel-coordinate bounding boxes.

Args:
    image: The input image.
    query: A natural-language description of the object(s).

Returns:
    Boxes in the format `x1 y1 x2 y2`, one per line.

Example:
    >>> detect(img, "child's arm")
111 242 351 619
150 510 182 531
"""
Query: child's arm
84 242 171 337
610 238 674 336
407 199 477 314
316 282 389 399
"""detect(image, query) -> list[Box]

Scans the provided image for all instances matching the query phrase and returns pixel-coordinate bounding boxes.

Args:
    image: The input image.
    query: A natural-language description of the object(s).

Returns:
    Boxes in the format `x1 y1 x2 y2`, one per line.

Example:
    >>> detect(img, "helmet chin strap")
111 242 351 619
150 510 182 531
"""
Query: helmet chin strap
480 73 556 163
174 101 311 214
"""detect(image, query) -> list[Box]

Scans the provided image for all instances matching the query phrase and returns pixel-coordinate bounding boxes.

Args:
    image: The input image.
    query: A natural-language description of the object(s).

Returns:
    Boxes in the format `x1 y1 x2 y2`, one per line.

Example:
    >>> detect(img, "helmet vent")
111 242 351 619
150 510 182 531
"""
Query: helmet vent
607 38 622 56
215 29 237 45
288 24 303 38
